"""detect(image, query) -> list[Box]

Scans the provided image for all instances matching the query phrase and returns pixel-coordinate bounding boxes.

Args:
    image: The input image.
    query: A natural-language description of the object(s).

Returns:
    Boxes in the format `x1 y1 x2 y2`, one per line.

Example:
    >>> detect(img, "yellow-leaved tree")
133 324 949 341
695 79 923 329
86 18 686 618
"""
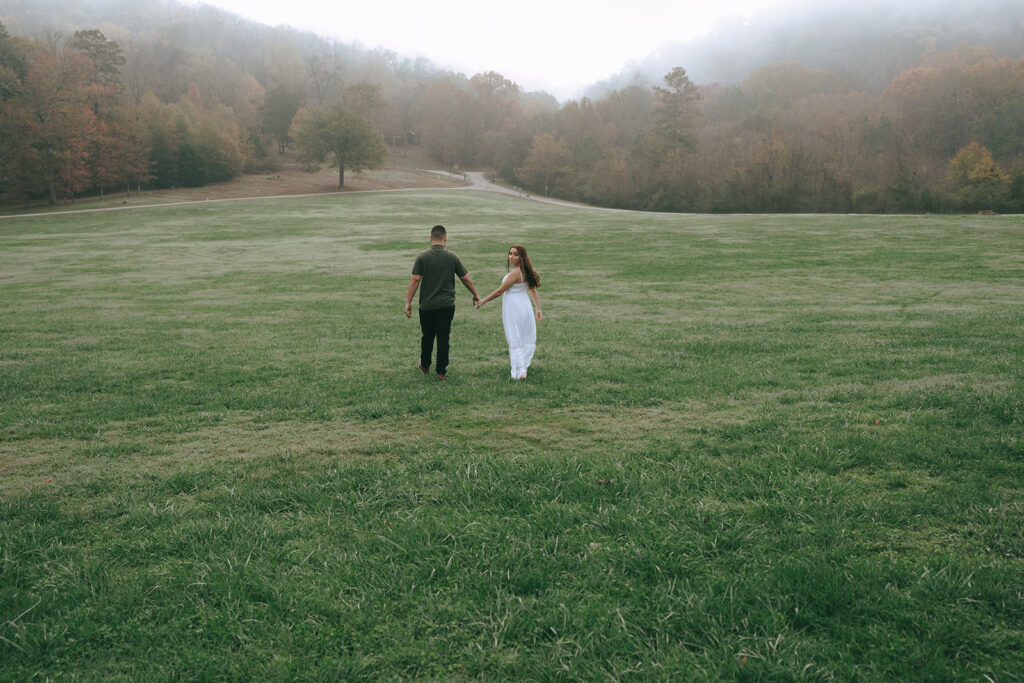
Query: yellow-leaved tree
947 142 1009 211
948 142 1008 185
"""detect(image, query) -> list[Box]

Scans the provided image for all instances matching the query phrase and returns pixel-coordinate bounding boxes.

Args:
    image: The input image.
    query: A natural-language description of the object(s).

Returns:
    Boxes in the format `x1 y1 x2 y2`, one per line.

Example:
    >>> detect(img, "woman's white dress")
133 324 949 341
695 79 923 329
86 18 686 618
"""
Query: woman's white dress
501 271 536 378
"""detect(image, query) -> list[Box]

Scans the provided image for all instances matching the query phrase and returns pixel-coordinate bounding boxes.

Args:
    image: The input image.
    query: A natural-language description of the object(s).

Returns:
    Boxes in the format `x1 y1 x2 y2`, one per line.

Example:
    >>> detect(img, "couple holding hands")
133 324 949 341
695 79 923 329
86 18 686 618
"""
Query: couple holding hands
404 225 542 381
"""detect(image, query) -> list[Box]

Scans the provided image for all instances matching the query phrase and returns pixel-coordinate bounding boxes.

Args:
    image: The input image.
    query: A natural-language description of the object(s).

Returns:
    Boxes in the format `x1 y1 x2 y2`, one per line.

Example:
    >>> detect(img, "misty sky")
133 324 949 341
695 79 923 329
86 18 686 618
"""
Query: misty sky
181 0 809 99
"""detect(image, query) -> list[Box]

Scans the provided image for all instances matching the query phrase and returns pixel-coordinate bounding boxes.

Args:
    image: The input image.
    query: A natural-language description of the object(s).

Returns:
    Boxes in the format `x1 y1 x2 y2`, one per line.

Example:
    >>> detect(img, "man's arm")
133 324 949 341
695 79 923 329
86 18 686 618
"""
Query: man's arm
404 274 421 318
460 273 480 304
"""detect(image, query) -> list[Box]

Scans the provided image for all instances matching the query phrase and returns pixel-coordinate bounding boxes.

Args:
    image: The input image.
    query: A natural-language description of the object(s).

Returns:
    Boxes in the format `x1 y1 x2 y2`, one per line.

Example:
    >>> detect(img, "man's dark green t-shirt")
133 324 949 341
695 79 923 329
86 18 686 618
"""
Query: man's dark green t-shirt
412 244 468 311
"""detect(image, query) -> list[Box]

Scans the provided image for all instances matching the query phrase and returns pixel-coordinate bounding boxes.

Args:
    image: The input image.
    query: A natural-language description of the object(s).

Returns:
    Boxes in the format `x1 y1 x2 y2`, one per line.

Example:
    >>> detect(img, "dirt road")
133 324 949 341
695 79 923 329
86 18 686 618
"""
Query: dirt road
428 170 625 212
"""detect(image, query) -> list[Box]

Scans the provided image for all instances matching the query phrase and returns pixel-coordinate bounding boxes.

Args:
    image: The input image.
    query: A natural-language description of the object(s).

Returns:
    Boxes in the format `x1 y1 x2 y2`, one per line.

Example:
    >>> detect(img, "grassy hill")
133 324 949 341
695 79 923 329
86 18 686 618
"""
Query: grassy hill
0 145 460 215
1 192 1022 678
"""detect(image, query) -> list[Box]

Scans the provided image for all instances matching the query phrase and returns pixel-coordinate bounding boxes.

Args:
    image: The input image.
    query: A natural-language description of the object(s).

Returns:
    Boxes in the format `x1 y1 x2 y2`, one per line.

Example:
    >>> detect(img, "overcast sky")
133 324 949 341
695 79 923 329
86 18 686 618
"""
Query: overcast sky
181 0 809 100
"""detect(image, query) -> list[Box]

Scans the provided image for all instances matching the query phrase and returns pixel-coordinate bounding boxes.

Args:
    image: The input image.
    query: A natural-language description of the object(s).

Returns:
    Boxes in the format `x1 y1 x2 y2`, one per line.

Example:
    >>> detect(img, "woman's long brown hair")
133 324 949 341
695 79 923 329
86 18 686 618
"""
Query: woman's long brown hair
508 244 540 288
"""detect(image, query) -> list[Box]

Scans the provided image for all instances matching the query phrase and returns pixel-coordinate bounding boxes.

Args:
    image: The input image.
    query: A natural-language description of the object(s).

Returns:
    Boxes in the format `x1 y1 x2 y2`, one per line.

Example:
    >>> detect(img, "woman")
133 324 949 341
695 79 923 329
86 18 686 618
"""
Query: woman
476 244 542 379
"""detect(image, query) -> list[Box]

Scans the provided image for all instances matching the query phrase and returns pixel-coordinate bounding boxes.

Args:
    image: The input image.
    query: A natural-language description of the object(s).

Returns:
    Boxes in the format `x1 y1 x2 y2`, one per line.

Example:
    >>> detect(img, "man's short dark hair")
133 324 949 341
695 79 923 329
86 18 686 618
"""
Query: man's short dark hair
430 225 446 240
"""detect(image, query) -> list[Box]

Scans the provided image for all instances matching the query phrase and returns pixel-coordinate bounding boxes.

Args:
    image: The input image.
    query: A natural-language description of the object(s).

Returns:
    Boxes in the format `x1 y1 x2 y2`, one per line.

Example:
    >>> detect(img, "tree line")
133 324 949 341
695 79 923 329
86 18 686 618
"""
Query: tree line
1 1 1022 213
534 53 1024 213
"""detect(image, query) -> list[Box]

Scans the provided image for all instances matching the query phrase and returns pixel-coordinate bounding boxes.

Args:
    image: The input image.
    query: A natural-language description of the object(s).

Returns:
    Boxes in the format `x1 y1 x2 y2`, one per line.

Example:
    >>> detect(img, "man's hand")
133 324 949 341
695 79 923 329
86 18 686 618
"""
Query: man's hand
405 275 421 319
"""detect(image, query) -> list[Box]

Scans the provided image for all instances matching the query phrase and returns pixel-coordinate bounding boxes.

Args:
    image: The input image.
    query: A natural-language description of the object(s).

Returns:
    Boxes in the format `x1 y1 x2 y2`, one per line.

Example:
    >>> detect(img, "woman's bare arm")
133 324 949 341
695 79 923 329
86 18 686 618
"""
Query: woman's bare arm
529 287 542 321
476 271 520 307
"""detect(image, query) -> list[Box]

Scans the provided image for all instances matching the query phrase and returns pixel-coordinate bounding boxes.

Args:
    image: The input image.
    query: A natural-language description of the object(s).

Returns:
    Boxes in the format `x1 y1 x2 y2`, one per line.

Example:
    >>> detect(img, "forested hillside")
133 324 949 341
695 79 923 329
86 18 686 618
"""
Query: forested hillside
2 0 1022 212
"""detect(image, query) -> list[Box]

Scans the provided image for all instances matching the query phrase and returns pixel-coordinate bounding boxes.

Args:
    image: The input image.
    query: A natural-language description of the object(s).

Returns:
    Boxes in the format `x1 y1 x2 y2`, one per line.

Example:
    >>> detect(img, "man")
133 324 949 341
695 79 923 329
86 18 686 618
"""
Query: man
404 225 479 380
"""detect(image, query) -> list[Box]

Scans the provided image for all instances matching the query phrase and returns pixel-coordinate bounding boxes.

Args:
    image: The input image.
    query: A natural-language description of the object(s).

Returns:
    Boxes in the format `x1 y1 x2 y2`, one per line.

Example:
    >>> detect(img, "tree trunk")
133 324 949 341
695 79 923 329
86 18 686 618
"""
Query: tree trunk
47 178 57 206
338 163 345 188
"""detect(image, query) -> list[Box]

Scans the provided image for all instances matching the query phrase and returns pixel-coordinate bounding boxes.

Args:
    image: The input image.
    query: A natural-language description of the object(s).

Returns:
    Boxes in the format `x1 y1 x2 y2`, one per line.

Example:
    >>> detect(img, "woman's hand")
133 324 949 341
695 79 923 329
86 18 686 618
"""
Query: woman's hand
536 310 543 322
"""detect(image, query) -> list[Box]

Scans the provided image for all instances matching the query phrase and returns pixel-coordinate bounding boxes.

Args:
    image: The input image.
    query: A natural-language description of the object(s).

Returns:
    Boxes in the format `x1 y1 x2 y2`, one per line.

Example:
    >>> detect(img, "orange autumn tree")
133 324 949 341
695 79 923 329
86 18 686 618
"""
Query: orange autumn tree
18 42 100 204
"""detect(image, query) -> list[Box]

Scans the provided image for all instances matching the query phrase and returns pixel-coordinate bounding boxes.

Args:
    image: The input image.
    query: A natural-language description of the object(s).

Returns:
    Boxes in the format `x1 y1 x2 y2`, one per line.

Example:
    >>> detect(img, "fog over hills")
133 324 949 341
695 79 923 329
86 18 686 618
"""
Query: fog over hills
587 0 1024 97
5 0 1024 101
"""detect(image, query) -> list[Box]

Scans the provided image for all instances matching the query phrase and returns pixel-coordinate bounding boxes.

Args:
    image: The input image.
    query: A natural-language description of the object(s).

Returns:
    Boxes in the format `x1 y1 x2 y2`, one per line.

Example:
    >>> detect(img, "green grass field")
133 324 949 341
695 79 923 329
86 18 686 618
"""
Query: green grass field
1 191 1022 679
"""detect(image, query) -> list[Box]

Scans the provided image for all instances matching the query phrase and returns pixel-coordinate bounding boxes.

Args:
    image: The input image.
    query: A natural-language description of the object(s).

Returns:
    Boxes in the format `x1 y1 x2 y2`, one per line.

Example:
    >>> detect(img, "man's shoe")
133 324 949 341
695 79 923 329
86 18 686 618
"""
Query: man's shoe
437 373 448 381
418 362 429 375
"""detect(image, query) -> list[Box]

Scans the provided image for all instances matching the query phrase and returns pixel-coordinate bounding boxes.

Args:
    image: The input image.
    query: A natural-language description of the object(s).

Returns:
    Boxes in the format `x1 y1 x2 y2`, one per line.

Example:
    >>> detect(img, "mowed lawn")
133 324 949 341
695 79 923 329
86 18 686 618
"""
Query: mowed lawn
1 191 1021 679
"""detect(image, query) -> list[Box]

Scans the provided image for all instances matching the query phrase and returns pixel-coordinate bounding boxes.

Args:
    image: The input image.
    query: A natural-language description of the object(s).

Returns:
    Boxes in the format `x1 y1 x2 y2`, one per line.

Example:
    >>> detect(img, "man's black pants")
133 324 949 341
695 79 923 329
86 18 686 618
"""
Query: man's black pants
419 306 455 375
